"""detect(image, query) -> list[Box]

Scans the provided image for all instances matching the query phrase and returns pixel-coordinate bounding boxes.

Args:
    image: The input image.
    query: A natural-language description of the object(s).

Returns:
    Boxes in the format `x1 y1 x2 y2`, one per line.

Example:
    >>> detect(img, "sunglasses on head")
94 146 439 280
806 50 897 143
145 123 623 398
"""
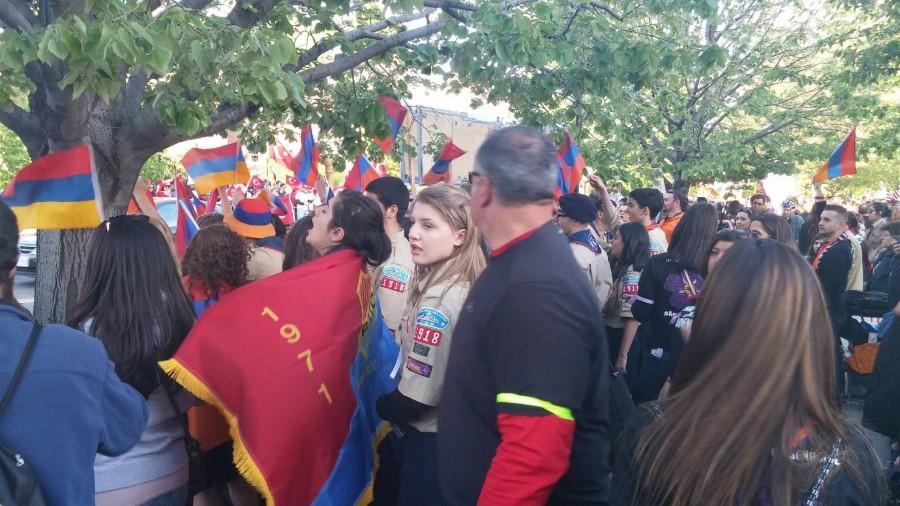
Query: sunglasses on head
103 214 149 232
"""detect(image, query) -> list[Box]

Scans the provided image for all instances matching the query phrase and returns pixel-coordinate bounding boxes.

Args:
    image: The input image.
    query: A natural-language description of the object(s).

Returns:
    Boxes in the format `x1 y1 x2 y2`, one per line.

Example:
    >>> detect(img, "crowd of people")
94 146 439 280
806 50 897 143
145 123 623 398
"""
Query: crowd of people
0 125 898 505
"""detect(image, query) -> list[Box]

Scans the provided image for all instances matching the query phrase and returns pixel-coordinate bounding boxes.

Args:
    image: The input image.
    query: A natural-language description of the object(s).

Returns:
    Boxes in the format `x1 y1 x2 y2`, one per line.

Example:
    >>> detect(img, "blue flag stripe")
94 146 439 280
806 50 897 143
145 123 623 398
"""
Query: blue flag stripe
4 174 95 206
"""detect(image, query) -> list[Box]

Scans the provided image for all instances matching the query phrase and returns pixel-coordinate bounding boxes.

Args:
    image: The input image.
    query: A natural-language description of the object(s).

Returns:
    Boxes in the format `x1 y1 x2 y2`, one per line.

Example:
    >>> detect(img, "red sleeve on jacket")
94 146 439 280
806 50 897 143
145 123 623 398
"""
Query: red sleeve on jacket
477 413 575 506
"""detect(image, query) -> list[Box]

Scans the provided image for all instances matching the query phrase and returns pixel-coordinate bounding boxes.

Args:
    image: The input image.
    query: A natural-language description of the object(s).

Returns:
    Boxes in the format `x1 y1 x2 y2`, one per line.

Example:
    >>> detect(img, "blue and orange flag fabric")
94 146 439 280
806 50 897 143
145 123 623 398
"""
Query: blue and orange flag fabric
343 155 381 192
1 144 102 229
558 131 586 193
813 129 857 183
374 96 408 154
159 249 400 506
175 175 199 257
181 142 251 194
297 126 320 187
424 140 466 186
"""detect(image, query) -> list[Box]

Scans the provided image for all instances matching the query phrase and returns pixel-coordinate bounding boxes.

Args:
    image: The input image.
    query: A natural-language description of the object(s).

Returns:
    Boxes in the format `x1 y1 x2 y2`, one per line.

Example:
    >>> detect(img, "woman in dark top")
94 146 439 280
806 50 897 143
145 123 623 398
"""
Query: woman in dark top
604 222 651 373
868 221 899 293
750 212 796 249
612 240 886 506
630 203 718 403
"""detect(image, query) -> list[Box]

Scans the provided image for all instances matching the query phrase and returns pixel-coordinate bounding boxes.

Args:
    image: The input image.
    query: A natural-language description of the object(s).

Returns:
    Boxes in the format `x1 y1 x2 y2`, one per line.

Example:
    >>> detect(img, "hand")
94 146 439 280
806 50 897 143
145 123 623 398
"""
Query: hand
615 356 627 373
813 182 824 198
589 174 607 194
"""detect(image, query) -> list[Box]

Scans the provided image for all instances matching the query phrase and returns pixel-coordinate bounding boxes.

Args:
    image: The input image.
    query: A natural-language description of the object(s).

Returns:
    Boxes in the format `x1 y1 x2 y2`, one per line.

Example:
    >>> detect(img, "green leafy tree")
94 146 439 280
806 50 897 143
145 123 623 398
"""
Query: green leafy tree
0 124 29 188
447 0 894 191
139 152 179 182
0 0 469 321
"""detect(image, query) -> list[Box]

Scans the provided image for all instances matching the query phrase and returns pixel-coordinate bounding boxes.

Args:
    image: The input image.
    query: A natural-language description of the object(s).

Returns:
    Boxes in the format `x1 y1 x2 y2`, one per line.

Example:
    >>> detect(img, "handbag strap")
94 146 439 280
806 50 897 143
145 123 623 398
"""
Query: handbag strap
803 435 843 506
156 368 191 440
0 323 42 422
681 270 697 297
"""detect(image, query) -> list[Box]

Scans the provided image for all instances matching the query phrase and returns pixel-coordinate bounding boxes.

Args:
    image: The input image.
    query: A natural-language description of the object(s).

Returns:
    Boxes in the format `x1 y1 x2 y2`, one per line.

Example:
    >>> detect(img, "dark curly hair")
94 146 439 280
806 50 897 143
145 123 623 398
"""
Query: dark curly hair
182 224 250 299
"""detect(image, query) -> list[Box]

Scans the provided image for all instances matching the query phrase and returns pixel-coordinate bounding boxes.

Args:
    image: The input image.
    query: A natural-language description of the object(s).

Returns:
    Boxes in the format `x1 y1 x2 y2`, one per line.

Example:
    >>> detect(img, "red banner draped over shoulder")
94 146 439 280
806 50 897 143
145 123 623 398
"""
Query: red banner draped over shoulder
160 250 394 505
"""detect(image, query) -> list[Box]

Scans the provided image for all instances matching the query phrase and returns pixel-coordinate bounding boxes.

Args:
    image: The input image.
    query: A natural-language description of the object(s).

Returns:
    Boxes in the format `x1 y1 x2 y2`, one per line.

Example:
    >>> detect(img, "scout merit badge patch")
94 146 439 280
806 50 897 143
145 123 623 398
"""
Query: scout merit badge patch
380 265 410 293
407 357 433 377
412 342 431 357
413 307 449 347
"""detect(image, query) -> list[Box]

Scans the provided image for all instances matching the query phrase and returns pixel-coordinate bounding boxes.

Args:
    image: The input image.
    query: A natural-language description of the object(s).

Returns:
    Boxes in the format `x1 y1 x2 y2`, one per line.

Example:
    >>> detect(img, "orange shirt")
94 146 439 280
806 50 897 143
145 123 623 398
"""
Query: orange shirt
659 212 684 242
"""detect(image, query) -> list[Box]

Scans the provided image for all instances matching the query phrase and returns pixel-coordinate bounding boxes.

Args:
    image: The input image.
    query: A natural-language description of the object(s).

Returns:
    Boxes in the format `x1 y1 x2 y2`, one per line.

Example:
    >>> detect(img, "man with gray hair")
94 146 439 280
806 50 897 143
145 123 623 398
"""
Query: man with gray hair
439 126 610 505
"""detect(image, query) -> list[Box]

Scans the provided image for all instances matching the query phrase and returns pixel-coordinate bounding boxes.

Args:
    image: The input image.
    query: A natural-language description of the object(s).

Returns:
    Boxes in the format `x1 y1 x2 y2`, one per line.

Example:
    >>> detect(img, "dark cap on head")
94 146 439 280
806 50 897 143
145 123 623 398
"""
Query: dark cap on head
559 193 598 223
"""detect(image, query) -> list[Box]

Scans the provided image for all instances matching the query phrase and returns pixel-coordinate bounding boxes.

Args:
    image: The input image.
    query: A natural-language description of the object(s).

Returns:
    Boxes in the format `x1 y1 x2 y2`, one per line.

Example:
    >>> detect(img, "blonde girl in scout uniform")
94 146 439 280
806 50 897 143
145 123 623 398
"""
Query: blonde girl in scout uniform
372 184 486 506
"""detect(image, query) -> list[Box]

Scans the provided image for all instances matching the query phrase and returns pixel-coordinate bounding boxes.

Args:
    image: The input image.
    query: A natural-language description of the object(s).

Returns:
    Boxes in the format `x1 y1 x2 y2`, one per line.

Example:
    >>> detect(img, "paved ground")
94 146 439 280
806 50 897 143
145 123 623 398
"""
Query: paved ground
842 398 893 466
13 275 34 312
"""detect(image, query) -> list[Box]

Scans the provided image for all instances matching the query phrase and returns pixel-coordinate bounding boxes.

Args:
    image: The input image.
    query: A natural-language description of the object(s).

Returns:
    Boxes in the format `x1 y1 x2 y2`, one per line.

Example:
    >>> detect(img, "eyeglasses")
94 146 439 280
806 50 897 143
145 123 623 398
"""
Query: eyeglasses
554 211 568 219
468 171 485 184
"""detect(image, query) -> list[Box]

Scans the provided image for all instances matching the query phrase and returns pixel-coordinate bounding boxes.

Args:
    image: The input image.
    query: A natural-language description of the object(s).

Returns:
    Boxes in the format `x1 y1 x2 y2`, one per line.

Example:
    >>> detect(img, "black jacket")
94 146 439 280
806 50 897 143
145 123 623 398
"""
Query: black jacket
864 316 900 439
868 247 895 293
814 237 852 327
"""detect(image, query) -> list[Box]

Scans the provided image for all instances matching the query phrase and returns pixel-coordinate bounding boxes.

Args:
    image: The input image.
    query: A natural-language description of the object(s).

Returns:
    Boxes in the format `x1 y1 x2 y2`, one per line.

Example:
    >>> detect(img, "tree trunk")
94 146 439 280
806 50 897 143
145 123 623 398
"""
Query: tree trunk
32 124 144 323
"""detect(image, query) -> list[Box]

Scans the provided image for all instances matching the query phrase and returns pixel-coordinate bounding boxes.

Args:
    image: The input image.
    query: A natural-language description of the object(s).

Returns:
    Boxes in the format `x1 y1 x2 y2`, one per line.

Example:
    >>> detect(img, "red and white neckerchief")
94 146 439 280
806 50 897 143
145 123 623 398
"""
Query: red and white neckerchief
812 234 846 271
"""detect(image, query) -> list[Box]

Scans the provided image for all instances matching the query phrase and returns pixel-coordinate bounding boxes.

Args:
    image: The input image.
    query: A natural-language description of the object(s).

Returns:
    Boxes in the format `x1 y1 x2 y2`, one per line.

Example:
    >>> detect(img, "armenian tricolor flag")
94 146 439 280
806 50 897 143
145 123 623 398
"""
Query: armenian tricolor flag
343 155 381 192
181 142 251 194
374 96 408 154
424 140 466 185
554 155 571 201
1 145 102 229
558 131 586 193
160 249 400 506
813 129 857 183
175 175 199 257
297 126 320 187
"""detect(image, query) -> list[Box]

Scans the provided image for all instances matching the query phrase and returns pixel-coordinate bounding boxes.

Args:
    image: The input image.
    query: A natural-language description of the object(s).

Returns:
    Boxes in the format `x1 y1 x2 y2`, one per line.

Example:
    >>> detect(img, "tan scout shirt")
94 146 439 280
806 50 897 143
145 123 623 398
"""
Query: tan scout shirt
374 231 415 336
846 232 864 292
570 241 613 308
603 265 641 329
396 275 469 433
247 246 284 281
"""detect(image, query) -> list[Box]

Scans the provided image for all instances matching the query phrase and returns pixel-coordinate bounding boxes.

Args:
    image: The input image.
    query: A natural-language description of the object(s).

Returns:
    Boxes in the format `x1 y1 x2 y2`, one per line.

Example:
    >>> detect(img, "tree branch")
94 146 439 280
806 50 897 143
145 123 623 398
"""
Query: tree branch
589 2 623 21
423 0 476 11
226 0 279 29
0 0 33 30
299 20 447 84
742 119 798 144
0 104 44 154
179 0 212 9
290 8 435 71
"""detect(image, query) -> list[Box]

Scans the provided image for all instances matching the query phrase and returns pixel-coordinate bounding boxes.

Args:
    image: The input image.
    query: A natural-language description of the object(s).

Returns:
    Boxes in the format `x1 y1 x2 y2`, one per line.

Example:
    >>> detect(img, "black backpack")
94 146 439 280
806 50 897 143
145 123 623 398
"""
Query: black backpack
0 323 46 505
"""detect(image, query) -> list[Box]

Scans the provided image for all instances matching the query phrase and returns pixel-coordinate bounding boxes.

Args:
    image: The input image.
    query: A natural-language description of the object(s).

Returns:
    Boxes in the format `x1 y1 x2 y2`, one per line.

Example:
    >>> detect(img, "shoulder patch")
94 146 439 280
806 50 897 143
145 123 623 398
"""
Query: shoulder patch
414 307 449 347
621 272 640 296
380 265 410 293
416 307 449 330
406 357 433 377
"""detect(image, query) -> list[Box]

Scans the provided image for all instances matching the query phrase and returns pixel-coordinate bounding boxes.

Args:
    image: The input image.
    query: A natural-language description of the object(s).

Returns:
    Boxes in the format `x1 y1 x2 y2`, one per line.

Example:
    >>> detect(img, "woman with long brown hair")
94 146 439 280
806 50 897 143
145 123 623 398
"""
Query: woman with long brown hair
373 184 485 505
612 239 885 505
